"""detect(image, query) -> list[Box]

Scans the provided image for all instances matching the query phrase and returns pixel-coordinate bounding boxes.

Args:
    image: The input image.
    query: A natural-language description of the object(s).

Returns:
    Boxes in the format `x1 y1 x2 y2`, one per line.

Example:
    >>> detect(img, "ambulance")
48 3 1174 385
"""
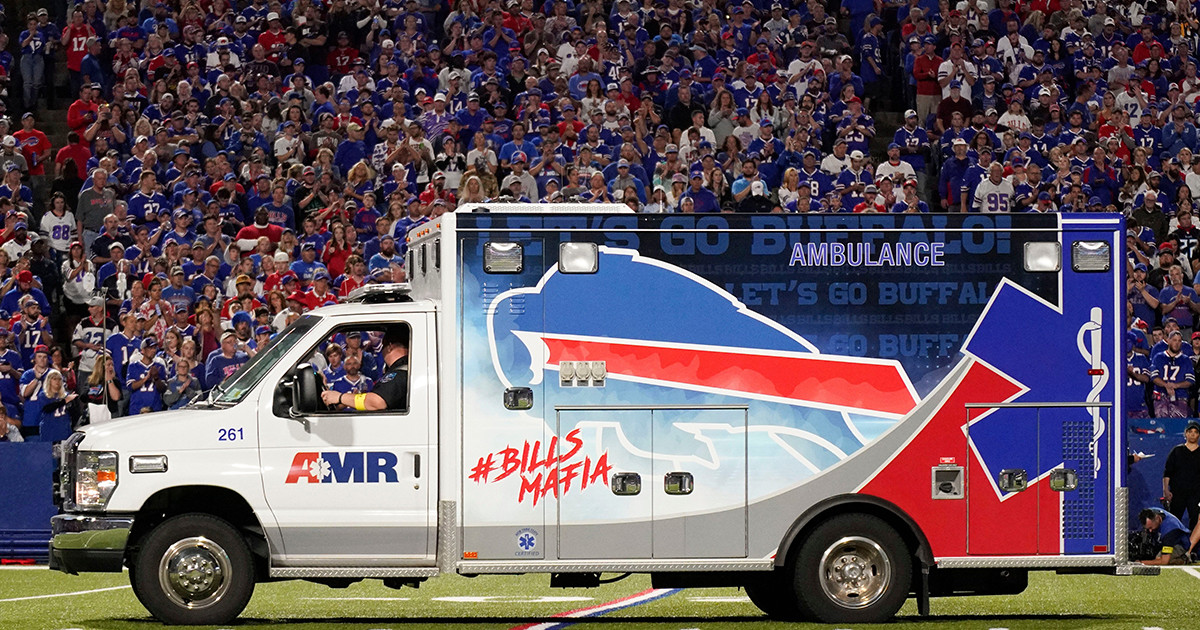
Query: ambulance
49 206 1150 625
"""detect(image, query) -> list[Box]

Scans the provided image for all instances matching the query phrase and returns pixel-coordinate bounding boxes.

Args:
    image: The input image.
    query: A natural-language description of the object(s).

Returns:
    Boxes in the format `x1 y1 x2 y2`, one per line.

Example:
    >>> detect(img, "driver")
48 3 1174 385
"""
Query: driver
321 328 408 411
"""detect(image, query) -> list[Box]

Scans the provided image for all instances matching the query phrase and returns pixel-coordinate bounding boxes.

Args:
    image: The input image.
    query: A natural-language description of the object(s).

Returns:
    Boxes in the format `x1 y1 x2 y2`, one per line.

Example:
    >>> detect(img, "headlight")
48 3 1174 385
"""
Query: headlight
75 451 118 511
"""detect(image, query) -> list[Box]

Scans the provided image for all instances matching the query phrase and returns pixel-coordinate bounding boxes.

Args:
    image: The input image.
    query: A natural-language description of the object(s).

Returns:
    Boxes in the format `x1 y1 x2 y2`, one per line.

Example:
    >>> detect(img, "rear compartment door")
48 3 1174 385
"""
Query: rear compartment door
967 403 1112 556
556 406 748 560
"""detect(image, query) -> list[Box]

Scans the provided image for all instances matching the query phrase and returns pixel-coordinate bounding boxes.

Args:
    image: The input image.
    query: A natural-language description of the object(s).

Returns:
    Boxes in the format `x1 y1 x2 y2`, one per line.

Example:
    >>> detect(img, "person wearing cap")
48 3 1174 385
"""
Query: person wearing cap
161 265 197 313
2 267 50 317
501 151 538 199
836 149 873 209
125 337 168 413
289 241 328 287
204 330 250 391
11 292 52 371
939 137 973 211
1128 260 1160 329
875 142 917 185
301 267 337 310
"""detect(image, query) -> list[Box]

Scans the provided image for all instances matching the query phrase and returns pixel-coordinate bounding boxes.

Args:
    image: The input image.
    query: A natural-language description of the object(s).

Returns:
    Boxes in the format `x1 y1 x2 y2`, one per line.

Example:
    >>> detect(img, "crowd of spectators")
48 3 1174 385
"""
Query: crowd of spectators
0 0 1198 440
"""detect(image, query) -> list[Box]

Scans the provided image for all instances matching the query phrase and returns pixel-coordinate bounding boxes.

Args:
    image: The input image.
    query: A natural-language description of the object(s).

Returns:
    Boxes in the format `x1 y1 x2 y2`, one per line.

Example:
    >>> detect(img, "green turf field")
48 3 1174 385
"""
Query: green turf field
0 567 1195 630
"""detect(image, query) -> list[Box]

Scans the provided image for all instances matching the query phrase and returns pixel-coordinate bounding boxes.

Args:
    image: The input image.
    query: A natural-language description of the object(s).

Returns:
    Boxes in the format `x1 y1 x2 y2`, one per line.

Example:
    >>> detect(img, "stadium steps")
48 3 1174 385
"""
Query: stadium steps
871 111 903 161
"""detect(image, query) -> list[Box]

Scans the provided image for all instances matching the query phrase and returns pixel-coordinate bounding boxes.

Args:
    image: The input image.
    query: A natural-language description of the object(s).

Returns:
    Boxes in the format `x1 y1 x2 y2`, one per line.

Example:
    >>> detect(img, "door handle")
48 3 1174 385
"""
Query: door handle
413 453 421 479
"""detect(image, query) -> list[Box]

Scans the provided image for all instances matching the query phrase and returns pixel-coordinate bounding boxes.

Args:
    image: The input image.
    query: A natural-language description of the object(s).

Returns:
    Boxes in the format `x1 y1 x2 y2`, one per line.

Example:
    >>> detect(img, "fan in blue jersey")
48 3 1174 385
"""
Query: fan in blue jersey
1126 329 1153 420
0 330 24 419
329 354 374 395
12 295 52 370
126 337 167 414
205 331 250 391
105 313 142 382
1151 330 1195 418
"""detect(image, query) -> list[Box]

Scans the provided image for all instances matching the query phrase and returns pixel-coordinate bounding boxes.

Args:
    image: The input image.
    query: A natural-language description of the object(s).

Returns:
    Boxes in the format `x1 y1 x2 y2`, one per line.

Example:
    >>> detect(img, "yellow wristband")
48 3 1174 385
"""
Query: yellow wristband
353 393 367 411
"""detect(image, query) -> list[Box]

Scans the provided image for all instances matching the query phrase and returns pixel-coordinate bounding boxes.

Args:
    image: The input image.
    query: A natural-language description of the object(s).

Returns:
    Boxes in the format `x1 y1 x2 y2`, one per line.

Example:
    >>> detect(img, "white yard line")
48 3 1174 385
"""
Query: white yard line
1182 566 1200 581
0 585 130 603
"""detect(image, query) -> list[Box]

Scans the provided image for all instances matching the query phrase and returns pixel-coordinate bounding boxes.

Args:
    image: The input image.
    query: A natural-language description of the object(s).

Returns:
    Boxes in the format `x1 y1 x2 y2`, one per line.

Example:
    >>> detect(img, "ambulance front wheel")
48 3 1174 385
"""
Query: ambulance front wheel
791 513 912 624
132 513 256 626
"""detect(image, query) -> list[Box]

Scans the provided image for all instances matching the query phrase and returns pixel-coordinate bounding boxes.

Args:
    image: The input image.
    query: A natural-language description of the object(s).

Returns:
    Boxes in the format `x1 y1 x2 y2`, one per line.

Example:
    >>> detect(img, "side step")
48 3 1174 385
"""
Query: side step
270 567 440 579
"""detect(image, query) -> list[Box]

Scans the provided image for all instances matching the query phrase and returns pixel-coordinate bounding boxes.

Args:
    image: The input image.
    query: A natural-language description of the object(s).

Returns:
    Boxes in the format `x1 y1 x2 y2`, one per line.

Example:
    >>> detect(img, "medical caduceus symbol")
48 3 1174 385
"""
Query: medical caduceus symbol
1076 306 1109 477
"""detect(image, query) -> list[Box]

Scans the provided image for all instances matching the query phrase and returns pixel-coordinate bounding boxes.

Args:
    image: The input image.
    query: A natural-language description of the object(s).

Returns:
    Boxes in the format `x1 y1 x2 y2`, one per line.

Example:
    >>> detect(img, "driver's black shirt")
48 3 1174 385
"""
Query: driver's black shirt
371 355 408 411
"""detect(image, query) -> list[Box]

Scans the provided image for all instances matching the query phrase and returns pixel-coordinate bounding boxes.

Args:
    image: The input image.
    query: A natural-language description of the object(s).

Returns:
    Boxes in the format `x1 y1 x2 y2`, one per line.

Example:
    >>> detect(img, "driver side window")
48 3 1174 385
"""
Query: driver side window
293 323 411 414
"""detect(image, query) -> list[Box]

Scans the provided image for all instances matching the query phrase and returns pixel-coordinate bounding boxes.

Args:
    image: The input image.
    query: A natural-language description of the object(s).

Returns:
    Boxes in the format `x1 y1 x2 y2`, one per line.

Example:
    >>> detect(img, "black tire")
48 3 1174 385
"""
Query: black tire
791 513 912 624
131 513 256 625
744 572 803 620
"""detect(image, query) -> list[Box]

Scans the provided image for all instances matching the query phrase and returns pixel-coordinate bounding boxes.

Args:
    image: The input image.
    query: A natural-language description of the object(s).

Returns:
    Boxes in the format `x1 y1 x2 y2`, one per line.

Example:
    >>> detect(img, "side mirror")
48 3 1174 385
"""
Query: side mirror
291 363 323 416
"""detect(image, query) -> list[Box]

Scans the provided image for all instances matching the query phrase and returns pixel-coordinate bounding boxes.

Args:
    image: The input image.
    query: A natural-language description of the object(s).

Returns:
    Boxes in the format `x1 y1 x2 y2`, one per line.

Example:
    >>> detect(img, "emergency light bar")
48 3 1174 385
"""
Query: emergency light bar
344 284 414 304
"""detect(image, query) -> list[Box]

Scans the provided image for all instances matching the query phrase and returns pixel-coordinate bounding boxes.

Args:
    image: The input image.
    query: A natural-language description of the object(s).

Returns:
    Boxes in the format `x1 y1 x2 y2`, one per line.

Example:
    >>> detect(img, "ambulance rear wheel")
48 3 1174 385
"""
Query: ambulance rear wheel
744 572 802 620
132 513 256 626
792 514 911 624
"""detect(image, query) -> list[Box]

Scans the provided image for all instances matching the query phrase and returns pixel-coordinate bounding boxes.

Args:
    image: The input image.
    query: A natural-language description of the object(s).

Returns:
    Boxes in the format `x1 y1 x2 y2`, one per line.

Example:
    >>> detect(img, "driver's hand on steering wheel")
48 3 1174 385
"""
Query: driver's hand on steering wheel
320 389 342 407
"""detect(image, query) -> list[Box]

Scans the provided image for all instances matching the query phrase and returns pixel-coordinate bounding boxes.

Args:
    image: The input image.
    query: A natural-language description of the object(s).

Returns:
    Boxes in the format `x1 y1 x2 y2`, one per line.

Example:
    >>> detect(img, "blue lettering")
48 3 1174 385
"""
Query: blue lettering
322 451 365 483
368 452 400 483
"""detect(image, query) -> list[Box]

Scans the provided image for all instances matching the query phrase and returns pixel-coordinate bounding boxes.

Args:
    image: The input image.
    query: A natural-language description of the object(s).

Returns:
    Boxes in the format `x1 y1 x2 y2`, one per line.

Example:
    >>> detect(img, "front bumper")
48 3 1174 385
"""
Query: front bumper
48 513 134 574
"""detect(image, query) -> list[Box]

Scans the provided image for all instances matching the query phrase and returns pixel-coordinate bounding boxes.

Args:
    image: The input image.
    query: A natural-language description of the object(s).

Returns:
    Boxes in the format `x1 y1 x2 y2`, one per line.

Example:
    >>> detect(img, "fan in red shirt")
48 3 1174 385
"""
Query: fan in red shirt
418 171 457 206
336 257 368 297
305 270 339 308
66 84 100 134
326 31 360 76
62 10 96 77
235 208 285 250
54 132 92 179
852 185 888 213
13 114 51 178
257 13 287 63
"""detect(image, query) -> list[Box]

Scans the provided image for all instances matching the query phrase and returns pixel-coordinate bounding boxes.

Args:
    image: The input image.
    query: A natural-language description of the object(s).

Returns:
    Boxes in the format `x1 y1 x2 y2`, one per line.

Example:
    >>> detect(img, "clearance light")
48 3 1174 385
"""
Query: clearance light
1072 241 1111 272
1023 242 1061 272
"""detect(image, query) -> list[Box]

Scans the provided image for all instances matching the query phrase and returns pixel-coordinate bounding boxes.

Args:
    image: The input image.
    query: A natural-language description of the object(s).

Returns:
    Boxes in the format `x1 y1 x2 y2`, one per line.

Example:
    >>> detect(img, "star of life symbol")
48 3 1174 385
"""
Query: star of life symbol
518 533 535 550
308 456 332 481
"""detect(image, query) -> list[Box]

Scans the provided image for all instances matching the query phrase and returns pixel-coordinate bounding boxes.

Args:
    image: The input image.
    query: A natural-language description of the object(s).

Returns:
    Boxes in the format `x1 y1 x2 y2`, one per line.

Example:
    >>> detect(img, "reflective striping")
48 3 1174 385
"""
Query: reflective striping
510 588 679 630
0 585 130 603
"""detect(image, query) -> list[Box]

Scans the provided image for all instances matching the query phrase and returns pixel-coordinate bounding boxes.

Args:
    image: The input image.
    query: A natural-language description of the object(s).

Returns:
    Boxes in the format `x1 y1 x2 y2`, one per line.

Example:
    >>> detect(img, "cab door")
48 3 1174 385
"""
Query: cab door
257 313 437 565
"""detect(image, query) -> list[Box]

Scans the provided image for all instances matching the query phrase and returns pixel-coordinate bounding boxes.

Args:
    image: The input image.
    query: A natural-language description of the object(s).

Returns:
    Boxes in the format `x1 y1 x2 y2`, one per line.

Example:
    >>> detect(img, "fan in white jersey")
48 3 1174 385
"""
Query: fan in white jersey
39 193 77 256
973 162 1015 213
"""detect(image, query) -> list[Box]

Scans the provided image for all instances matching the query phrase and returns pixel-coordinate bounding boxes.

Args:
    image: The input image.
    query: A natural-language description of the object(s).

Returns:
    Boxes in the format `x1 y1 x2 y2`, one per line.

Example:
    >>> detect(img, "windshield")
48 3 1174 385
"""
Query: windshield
208 316 319 405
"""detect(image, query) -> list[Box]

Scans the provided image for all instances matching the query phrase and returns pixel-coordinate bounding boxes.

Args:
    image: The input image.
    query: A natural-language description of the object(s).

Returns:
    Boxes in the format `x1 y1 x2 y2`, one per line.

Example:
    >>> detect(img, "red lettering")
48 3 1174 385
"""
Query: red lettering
468 453 496 483
284 452 319 483
559 460 583 494
561 428 583 461
527 439 551 472
539 466 559 502
588 453 611 487
581 456 591 489
543 436 559 469
518 472 543 505
495 446 522 481
521 441 532 474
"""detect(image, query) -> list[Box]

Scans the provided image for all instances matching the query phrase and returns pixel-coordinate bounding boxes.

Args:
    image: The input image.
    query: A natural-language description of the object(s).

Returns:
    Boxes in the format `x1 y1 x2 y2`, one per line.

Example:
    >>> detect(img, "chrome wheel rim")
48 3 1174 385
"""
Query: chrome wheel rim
818 536 891 609
158 536 231 609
